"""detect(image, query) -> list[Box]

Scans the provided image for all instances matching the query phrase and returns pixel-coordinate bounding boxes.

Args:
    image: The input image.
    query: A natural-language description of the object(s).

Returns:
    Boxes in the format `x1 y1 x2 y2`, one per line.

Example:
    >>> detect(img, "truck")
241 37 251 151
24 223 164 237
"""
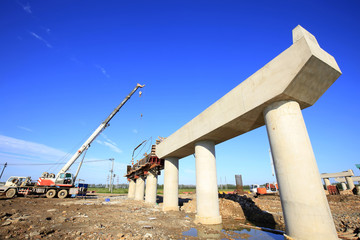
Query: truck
256 182 279 195
0 83 144 199
249 184 260 193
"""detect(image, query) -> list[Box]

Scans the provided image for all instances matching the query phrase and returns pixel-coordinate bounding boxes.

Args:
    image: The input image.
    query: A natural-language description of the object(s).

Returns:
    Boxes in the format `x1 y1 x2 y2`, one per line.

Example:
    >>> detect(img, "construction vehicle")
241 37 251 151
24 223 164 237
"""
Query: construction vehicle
249 184 260 193
256 182 279 195
0 83 144 199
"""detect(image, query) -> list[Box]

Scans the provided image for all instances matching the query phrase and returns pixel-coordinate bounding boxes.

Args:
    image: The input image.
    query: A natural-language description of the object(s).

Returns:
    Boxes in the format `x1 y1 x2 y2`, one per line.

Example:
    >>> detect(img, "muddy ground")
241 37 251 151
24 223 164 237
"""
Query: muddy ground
0 193 359 239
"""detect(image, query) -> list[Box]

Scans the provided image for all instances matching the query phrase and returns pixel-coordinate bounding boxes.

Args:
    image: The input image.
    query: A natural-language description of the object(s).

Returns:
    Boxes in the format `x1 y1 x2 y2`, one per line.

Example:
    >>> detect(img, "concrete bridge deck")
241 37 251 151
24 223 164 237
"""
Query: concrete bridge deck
156 26 341 159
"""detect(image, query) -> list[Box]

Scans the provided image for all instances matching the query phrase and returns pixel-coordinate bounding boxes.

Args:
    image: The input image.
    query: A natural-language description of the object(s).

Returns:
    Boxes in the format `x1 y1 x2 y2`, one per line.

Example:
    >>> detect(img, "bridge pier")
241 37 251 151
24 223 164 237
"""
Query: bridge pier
194 140 222 225
145 170 158 204
345 176 355 190
127 179 136 199
323 178 331 190
264 100 338 240
134 177 145 201
163 157 179 211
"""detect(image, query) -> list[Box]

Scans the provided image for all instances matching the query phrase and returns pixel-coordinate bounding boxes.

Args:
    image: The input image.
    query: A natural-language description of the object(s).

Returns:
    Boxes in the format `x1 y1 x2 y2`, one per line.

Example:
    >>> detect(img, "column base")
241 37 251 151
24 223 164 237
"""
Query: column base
162 206 179 211
194 215 222 225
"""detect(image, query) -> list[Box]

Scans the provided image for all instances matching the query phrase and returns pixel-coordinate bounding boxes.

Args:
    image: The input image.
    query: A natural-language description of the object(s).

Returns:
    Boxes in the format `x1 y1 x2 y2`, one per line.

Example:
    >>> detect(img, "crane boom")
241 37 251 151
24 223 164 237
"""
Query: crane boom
57 83 144 176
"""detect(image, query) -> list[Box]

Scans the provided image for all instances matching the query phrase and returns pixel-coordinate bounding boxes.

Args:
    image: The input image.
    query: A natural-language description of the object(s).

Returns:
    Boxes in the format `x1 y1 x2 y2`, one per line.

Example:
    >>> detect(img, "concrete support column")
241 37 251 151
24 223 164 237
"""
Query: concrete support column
145 170 158 204
134 177 145 201
163 157 179 211
194 140 222 225
323 178 331 190
127 179 136 199
264 100 337 240
345 176 355 190
341 182 347 190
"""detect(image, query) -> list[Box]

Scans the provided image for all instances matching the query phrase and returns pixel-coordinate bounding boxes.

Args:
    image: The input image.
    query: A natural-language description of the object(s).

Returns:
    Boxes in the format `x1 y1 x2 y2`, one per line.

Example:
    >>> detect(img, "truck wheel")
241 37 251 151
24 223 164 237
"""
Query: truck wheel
46 189 56 198
58 189 68 199
6 189 16 198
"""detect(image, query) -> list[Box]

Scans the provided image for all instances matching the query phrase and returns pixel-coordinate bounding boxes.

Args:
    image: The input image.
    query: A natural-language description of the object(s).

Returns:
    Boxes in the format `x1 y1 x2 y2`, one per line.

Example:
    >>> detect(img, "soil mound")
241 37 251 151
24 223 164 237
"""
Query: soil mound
181 198 245 219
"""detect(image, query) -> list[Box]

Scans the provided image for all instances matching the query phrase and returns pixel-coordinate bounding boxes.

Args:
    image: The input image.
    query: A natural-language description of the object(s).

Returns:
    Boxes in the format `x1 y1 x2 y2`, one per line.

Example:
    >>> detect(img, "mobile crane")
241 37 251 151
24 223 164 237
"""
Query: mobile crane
0 83 144 199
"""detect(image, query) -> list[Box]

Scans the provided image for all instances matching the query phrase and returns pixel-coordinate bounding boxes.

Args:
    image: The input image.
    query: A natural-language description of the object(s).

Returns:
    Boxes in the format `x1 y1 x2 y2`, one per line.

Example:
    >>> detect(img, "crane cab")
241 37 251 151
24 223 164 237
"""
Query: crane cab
37 172 74 187
55 173 74 186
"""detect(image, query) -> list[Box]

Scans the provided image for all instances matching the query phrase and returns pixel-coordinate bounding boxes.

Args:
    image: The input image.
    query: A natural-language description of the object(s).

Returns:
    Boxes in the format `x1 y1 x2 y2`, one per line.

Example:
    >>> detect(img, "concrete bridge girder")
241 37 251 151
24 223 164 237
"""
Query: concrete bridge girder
320 170 355 190
334 176 360 190
156 26 341 160
155 25 341 240
320 169 354 179
335 176 360 183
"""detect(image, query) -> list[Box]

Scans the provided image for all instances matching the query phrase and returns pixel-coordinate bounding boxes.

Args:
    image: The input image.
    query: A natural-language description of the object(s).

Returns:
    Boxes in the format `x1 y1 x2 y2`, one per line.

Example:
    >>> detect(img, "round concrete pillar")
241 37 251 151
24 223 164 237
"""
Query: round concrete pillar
341 182 347 190
163 157 179 211
345 176 355 190
128 179 136 199
264 100 337 240
194 140 222 225
145 171 158 204
323 178 331 190
134 177 145 201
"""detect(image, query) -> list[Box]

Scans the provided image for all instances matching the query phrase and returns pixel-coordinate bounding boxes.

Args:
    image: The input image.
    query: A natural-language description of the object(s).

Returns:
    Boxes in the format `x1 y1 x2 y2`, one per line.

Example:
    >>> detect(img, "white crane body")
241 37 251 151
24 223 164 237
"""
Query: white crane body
1 84 144 199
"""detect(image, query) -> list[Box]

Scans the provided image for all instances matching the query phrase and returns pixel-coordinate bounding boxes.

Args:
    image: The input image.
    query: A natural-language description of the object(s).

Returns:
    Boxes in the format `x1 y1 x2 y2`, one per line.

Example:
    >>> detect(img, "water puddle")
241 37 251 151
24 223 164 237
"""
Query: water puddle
182 224 284 239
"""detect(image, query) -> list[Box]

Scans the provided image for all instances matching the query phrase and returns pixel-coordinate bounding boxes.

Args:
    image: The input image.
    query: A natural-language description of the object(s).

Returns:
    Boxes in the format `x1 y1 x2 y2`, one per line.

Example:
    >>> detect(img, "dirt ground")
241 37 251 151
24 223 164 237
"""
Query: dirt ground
0 192 359 239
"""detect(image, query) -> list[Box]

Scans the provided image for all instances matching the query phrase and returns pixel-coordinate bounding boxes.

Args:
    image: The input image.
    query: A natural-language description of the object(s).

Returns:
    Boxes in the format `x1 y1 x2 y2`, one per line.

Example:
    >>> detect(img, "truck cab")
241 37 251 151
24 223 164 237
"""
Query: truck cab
0 176 33 198
55 173 74 185
250 184 260 193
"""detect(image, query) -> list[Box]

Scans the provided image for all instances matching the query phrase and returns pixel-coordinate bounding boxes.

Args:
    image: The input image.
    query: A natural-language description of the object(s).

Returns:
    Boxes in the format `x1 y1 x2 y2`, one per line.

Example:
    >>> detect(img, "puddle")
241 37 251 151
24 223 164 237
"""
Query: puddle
183 226 284 239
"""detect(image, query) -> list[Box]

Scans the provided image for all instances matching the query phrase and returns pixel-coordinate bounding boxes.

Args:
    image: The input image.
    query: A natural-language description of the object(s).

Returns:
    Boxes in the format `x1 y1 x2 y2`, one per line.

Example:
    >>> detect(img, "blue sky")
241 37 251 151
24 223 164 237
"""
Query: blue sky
0 1 359 185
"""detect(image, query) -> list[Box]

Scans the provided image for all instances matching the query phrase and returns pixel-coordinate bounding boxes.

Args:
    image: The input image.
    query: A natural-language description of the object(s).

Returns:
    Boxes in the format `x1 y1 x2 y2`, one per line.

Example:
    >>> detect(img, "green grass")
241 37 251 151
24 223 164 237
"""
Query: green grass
88 186 250 195
88 187 128 194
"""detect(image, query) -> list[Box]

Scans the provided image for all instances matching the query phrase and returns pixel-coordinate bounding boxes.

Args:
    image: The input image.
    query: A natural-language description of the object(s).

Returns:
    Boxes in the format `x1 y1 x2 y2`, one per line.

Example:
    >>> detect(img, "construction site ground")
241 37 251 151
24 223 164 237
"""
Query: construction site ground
0 192 359 239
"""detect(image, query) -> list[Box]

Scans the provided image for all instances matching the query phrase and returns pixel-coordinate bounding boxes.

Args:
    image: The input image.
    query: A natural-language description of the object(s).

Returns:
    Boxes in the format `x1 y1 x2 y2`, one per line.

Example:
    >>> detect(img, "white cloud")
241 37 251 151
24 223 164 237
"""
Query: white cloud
0 135 68 163
101 134 117 146
17 126 33 132
103 141 122 153
18 2 32 14
96 139 122 154
95 64 110 78
29 32 53 48
132 129 138 134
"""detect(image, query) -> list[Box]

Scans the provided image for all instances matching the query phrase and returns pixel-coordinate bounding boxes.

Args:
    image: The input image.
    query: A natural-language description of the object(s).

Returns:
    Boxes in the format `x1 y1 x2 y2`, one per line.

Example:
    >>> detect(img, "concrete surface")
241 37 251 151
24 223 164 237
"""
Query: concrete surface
145 171 158 204
156 25 341 159
163 157 179 211
345 176 355 190
321 169 354 178
335 176 360 183
127 179 136 199
324 178 331 190
264 100 338 240
194 141 222 225
134 177 145 201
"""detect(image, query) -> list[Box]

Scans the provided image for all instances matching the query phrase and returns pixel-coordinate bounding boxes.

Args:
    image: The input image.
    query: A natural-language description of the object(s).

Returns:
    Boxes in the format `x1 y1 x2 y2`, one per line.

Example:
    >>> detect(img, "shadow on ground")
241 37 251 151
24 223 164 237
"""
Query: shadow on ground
219 193 279 229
